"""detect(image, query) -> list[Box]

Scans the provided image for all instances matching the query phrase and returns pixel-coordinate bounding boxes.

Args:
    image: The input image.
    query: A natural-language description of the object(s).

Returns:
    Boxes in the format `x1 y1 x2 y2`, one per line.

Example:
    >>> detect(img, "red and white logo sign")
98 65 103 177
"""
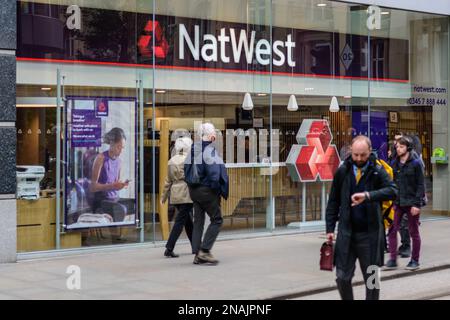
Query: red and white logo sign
138 20 169 59
286 119 340 182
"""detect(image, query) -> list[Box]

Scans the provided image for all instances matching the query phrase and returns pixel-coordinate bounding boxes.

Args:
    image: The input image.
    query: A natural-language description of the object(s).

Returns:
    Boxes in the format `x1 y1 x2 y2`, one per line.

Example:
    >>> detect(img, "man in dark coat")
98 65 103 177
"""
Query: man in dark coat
385 136 425 271
387 132 424 258
326 135 398 300
184 123 229 265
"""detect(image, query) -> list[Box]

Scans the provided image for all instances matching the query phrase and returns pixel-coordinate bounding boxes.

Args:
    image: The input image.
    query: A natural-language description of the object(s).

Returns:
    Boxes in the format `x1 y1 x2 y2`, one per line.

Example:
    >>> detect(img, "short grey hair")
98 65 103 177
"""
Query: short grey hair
198 123 216 141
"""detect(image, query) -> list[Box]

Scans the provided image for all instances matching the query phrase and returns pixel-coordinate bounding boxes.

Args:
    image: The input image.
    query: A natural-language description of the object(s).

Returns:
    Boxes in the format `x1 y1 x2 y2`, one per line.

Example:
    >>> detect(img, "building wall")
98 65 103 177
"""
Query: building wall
340 0 450 15
0 0 17 263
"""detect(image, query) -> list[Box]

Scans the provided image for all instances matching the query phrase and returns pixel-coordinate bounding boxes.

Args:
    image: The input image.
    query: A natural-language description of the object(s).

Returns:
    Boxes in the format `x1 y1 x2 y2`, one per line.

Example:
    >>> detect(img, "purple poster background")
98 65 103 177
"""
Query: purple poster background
71 110 101 148
353 111 388 161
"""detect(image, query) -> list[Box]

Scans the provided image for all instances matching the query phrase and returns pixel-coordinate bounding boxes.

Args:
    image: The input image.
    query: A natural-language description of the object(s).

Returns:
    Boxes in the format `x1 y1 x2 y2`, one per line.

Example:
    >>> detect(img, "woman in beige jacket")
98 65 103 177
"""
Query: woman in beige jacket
161 136 194 257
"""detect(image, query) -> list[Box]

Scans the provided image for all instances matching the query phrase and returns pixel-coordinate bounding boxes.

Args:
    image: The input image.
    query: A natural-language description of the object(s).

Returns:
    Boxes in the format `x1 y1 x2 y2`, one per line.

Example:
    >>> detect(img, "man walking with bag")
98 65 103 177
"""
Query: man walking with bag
184 123 229 265
326 136 398 300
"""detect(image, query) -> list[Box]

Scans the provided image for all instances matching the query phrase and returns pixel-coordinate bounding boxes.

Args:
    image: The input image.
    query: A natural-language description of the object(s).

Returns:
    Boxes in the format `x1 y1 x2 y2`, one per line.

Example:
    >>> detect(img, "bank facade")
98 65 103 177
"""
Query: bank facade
1 0 449 262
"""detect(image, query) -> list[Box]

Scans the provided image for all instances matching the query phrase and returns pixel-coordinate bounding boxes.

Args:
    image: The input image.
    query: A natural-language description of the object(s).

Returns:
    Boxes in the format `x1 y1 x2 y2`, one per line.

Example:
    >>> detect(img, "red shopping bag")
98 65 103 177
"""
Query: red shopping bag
320 241 334 271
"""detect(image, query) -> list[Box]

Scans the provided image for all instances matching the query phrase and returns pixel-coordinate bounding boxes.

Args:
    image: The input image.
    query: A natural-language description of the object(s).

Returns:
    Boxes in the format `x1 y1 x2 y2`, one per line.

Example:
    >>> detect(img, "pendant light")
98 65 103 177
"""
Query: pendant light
329 31 340 113
242 92 254 111
329 96 340 112
287 94 299 111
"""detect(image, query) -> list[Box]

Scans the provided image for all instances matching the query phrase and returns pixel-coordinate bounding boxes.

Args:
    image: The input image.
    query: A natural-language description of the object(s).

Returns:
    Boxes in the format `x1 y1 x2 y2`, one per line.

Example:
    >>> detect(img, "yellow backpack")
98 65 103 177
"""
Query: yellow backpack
376 159 395 229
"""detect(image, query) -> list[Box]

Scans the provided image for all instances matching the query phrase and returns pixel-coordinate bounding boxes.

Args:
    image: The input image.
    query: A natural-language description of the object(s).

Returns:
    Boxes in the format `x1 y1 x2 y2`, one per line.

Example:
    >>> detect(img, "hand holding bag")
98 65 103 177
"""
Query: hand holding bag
320 241 334 271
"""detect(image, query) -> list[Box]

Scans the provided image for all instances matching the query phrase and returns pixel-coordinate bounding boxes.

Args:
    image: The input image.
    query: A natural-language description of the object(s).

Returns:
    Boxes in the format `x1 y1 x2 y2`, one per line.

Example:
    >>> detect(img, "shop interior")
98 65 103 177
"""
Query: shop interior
15 84 436 252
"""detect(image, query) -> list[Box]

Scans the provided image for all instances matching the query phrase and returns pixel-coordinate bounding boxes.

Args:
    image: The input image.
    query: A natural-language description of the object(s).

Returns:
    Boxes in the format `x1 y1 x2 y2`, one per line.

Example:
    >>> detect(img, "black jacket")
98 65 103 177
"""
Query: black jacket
326 154 398 269
184 141 229 200
391 153 425 208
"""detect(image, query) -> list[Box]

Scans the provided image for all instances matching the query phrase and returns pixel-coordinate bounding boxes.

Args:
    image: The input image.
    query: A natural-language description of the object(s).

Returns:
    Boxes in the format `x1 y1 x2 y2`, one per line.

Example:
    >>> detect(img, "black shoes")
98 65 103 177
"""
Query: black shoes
164 249 179 258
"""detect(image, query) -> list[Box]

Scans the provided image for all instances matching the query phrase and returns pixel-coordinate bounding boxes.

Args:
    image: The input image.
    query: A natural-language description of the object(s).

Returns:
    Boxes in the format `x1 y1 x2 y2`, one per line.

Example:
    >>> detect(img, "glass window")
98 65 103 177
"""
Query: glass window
152 0 273 238
271 0 369 229
15 0 450 253
16 0 151 252
372 8 449 218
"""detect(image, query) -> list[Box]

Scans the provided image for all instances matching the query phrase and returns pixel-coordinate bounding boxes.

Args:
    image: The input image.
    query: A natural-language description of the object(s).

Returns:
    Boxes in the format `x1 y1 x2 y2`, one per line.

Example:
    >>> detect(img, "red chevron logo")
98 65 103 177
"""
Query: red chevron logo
138 20 169 59
286 119 340 182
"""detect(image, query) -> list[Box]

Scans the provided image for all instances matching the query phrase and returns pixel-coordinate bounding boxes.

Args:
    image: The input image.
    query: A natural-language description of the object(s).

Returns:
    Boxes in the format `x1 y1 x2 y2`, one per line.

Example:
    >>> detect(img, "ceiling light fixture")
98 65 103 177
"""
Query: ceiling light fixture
242 92 254 111
329 32 339 113
287 95 299 112
329 96 340 112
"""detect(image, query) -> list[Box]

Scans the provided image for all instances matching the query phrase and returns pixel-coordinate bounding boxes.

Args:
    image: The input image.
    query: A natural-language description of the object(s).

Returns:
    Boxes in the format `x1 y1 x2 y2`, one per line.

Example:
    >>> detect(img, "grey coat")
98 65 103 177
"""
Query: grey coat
161 152 193 205
326 155 398 270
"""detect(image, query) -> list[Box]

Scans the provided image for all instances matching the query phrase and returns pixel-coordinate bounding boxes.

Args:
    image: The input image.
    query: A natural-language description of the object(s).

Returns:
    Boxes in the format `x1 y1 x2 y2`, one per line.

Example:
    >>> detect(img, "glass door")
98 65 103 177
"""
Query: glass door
16 0 152 252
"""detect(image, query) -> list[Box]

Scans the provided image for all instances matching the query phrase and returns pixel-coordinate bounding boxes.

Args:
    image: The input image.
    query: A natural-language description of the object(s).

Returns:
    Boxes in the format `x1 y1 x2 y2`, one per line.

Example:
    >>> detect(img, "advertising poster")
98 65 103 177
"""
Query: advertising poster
65 97 137 230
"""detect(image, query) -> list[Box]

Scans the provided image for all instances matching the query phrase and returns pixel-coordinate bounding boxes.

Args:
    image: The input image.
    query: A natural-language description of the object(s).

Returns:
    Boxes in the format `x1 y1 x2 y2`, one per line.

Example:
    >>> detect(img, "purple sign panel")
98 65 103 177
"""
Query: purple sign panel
353 111 388 161
71 110 101 148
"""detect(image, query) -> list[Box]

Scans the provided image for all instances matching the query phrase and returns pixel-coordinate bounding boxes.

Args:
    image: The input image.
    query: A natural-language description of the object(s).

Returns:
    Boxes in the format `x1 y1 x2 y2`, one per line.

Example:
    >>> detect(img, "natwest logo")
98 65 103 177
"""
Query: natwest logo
286 120 340 182
179 24 296 67
138 20 169 59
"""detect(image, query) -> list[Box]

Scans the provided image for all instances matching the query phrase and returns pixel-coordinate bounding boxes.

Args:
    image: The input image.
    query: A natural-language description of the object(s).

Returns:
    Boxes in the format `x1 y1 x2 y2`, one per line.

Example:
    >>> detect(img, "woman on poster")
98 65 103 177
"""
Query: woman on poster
89 127 130 223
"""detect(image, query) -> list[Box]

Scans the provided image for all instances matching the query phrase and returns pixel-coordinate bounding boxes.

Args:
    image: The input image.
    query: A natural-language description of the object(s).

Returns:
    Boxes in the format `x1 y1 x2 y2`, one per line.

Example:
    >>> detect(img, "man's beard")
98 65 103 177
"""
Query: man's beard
396 149 406 158
354 160 368 168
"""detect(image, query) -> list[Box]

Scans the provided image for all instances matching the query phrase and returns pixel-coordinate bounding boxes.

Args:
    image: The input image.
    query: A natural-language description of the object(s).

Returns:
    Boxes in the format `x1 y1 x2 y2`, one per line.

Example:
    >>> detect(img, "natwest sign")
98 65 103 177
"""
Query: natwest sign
17 1 409 82
179 24 296 67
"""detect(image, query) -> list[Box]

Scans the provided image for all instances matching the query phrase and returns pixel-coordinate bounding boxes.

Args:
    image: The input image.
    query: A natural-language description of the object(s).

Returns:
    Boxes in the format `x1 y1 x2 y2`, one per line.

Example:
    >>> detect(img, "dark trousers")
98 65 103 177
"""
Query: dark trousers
399 213 411 254
165 203 193 251
389 206 421 262
189 186 223 254
336 232 380 300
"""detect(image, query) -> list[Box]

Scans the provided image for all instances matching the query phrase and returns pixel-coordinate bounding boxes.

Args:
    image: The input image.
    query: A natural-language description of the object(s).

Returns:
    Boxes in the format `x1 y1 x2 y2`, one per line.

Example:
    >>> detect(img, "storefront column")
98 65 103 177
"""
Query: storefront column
158 120 170 240
0 0 17 263
432 106 450 215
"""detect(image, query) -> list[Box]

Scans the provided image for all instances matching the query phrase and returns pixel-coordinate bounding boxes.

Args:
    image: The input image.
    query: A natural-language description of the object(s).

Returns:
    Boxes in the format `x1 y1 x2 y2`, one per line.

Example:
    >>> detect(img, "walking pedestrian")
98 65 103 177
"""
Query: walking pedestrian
326 135 398 300
385 136 425 271
185 123 229 265
161 136 194 258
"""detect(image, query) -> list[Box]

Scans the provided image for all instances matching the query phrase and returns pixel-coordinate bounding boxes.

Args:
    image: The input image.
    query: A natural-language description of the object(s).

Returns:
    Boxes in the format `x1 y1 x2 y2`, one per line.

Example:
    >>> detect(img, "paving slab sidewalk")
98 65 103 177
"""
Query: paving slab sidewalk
0 219 449 300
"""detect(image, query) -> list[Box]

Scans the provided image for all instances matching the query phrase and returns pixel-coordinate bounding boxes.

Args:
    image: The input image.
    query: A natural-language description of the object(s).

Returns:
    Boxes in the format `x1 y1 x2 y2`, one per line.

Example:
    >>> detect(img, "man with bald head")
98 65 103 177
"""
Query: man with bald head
326 135 398 300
